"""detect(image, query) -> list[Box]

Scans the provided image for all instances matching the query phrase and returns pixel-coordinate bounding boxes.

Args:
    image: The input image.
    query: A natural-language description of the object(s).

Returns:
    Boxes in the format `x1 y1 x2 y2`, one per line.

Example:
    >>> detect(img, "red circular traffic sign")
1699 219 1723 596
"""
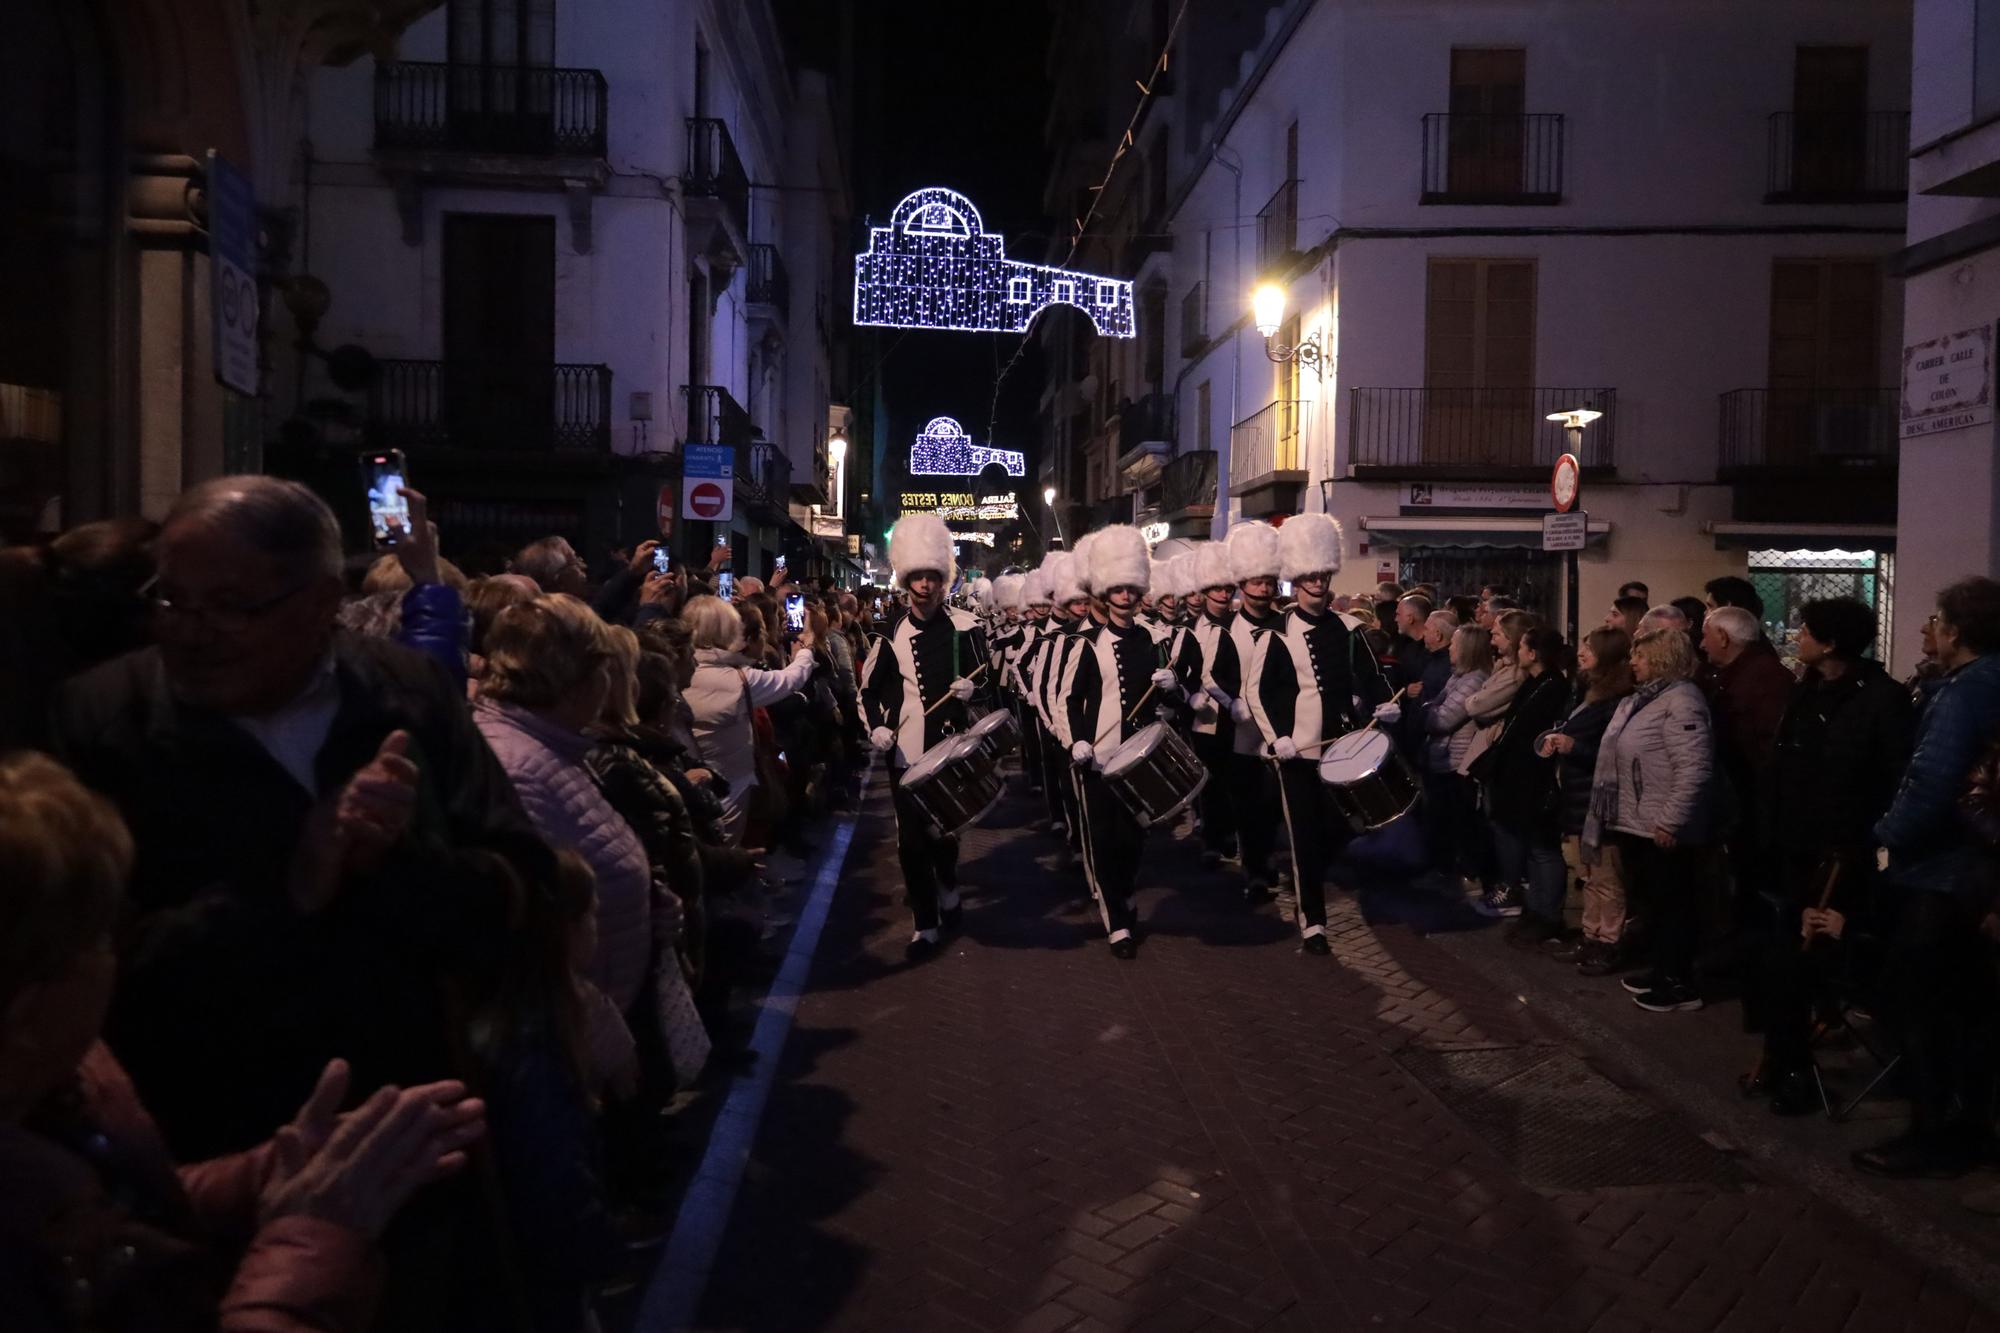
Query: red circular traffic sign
1551 453 1580 513
689 482 725 518
656 484 674 535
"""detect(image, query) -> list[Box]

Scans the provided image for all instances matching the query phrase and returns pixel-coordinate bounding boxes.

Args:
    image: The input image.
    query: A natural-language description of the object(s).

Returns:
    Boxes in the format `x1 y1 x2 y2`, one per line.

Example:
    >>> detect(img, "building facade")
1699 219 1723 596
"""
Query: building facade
1045 0 1912 660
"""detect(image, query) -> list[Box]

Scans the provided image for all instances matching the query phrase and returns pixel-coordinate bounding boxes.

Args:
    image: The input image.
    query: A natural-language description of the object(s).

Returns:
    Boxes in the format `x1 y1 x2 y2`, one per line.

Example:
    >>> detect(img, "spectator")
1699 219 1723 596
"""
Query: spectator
1907 609 1948 710
1478 625 1572 945
1539 627 1635 974
352 488 469 688
514 536 589 597
1700 602 1795 948
1618 580 1650 603
1586 628 1717 1014
1672 596 1708 655
1390 594 1436 689
0 752 488 1333
1705 575 1765 621
1458 610 1535 915
1857 576 2000 1178
680 594 818 843
1422 624 1494 886
470 573 541 668
1608 595 1649 638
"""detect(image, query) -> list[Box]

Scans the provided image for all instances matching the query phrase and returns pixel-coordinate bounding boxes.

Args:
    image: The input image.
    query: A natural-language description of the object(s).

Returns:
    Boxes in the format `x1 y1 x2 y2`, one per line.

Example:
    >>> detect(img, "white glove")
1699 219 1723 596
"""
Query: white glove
1193 691 1219 717
871 726 896 753
1230 698 1253 723
1070 741 1095 767
949 677 977 701
1203 684 1232 708
1373 702 1402 724
1150 667 1181 694
1271 737 1300 762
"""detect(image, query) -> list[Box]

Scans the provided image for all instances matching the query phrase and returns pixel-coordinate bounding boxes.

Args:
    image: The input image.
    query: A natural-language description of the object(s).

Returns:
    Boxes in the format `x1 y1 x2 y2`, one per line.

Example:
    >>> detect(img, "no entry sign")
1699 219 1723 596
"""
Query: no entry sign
681 444 734 522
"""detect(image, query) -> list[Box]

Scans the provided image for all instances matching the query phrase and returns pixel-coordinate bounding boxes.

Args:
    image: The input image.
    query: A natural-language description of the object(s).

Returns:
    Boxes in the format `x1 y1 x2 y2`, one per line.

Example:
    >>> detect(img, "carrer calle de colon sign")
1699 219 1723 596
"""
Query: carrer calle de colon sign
1901 325 1994 439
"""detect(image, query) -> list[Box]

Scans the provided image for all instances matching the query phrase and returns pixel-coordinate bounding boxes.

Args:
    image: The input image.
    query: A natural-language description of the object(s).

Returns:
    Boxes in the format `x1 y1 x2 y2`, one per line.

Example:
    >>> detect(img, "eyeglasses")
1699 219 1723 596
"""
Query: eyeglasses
142 575 314 634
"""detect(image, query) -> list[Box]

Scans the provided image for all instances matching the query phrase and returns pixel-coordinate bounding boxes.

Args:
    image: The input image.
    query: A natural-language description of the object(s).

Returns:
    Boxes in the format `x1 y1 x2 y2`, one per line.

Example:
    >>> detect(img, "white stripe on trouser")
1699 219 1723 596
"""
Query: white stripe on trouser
1071 766 1116 938
1273 756 1323 941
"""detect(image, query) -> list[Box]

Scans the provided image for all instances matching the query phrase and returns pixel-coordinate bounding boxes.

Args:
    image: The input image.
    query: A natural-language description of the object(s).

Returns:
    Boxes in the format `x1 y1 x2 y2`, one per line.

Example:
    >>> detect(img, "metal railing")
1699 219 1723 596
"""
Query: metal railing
1257 178 1299 273
1766 111 1909 200
374 62 607 155
1161 449 1219 515
1180 281 1207 351
370 360 611 451
747 440 791 509
683 384 753 449
1718 387 1897 474
1420 113 1564 203
746 244 789 316
686 118 750 237
1347 387 1617 474
1228 399 1311 486
1120 392 1176 446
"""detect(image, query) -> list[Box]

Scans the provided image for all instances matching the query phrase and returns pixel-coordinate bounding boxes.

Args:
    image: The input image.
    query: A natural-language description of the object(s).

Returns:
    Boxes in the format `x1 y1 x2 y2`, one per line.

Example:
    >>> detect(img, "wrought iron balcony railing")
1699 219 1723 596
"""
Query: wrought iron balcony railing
1718 387 1897 476
1765 111 1909 202
374 62 607 156
1228 399 1311 487
1161 449 1219 516
686 118 750 238
370 360 611 451
1420 113 1564 204
1347 387 1617 475
747 244 790 316
1257 178 1299 274
683 384 753 450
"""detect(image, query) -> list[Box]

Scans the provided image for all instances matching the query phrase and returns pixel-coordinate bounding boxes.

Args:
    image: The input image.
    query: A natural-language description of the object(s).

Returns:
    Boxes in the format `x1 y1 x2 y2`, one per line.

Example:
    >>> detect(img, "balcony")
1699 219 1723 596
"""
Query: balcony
1160 448 1219 525
746 244 790 320
743 440 792 520
374 62 608 158
1765 112 1909 203
686 118 750 266
1114 393 1177 482
1228 399 1311 516
370 360 611 453
1180 281 1208 354
1257 178 1299 275
683 384 753 450
1347 387 1617 478
1420 113 1564 205
1718 387 1897 478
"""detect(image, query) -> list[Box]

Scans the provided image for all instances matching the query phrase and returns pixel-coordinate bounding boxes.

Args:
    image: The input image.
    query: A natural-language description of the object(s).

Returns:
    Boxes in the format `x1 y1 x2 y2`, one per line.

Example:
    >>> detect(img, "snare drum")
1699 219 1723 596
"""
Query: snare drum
1316 726 1420 832
967 708 1020 762
899 734 1003 837
1102 721 1209 828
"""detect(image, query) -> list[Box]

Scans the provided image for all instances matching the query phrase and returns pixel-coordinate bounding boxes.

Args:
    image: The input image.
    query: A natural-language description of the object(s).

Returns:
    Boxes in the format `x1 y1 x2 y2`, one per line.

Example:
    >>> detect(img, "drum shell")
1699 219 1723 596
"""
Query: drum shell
1317 729 1421 833
1104 722 1209 828
902 735 1004 836
967 709 1020 763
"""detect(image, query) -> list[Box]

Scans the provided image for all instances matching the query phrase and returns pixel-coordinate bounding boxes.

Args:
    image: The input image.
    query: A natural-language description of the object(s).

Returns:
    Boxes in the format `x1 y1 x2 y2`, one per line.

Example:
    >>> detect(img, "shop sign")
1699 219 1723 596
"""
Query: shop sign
1901 325 1993 439
1400 482 1546 511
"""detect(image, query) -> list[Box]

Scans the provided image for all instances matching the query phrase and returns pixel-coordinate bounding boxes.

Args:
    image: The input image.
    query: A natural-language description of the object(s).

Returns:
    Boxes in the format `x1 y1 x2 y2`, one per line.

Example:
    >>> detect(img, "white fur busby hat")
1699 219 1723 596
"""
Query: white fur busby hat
1088 525 1151 595
1049 552 1088 605
967 574 992 607
888 512 956 589
992 572 1025 611
1069 530 1102 592
1158 553 1196 600
1023 559 1055 606
1226 520 1281 584
1277 513 1346 581
1190 541 1235 593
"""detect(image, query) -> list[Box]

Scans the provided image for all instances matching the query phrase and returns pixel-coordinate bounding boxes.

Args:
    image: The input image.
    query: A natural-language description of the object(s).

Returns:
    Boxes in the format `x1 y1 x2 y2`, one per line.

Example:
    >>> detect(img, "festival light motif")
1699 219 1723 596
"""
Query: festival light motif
909 416 1025 478
854 187 1135 338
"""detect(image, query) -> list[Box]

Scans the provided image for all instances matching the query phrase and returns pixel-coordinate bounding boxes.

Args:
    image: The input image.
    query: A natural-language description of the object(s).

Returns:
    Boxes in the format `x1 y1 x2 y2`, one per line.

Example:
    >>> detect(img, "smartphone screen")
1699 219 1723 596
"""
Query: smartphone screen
652 547 671 575
785 593 805 631
363 450 409 546
716 570 734 600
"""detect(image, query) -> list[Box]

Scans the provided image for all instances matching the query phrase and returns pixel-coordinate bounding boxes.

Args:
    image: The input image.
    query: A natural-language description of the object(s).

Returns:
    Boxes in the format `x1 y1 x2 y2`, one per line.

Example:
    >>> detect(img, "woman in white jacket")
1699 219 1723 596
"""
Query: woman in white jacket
680 595 818 843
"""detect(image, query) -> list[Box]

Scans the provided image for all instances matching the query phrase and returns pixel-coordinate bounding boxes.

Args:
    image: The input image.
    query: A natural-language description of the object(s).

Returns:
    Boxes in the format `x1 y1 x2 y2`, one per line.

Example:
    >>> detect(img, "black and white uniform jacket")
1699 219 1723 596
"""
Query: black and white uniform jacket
1196 606 1285 752
1244 606 1392 754
1045 616 1102 748
861 604 990 769
996 618 1040 696
1065 619 1173 765
1018 614 1067 732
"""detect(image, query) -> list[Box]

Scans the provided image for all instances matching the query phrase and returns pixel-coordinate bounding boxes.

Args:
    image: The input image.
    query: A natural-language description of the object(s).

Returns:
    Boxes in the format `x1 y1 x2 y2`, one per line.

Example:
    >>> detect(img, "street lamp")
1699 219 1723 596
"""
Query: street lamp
1250 283 1325 377
1544 408 1603 450
1043 485 1065 548
1544 407 1603 648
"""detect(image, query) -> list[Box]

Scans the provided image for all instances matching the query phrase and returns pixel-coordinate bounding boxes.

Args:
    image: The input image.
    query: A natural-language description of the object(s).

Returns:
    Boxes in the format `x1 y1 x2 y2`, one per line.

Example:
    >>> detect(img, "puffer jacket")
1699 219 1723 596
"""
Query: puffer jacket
1481 669 1571 832
1875 652 2000 902
1769 659 1911 860
475 698 651 1010
1587 679 1716 846
1423 667 1490 774
1552 688 1624 836
395 582 468 690
683 646 817 834
1454 659 1520 776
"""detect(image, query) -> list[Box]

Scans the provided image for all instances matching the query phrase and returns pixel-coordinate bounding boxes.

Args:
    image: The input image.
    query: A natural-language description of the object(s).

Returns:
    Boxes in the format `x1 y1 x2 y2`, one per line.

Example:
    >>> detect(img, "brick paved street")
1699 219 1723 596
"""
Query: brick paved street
683 771 2000 1333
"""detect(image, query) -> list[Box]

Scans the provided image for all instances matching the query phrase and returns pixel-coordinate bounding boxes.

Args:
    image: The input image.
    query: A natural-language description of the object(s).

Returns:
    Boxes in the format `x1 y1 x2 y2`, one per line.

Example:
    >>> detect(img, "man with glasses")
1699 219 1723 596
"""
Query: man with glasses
1245 513 1391 956
51 476 549 1326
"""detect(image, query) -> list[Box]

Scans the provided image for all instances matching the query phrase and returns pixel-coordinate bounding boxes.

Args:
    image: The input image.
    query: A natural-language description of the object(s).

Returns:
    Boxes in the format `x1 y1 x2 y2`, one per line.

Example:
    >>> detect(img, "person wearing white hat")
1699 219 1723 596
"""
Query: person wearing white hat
1199 521 1289 899
861 513 992 959
1243 513 1392 954
986 573 1041 797
1064 525 1184 959
1020 551 1090 841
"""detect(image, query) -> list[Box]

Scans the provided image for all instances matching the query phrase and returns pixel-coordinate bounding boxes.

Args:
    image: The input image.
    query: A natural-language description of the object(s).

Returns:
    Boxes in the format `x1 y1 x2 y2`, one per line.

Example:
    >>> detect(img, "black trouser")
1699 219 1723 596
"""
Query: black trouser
1618 834 1704 985
1039 722 1070 829
1229 749 1280 883
1190 730 1237 857
1422 771 1480 879
1880 890 1998 1142
1016 694 1044 791
1080 769 1144 938
890 768 960 932
1276 757 1345 935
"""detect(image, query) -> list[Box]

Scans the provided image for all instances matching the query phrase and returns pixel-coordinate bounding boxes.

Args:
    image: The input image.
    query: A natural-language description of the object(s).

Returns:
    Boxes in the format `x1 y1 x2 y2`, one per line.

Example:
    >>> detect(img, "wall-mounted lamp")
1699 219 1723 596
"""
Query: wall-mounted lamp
1251 283 1325 378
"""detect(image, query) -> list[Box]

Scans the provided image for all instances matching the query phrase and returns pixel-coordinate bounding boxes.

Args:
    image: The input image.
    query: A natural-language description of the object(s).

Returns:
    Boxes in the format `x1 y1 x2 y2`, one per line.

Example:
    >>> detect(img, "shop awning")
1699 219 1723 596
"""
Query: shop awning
1360 515 1612 550
1705 522 1897 552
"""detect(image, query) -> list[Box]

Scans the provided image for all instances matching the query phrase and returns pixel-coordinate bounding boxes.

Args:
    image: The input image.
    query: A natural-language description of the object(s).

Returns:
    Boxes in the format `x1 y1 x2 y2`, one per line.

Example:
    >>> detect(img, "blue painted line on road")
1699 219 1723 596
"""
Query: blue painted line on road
634 806 861 1332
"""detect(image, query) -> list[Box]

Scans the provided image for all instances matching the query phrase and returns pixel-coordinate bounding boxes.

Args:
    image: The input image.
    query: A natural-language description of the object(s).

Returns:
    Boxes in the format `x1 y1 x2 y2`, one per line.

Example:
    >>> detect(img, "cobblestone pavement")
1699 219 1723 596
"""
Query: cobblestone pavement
689 771 2000 1333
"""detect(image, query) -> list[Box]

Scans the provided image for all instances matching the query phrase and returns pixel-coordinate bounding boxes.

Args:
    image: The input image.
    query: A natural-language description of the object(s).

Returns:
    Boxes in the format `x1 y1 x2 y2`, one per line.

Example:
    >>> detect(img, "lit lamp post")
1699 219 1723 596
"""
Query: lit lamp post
1545 408 1602 647
1251 283 1325 376
827 431 848 520
1043 484 1064 549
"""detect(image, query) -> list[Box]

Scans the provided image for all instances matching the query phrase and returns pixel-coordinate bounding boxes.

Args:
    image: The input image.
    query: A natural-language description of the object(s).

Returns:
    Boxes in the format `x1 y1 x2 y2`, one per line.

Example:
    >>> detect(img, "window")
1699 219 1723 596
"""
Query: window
1095 280 1118 307
1768 259 1879 392
1790 46 1869 195
1423 257 1537 465
448 0 556 121
1447 48 1526 196
1007 276 1031 303
1053 279 1078 306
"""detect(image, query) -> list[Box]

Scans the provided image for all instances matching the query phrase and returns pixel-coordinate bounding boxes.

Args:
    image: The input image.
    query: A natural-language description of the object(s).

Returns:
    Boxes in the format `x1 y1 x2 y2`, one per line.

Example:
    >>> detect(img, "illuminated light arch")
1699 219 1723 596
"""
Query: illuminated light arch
854 186 1136 339
910 416 1025 477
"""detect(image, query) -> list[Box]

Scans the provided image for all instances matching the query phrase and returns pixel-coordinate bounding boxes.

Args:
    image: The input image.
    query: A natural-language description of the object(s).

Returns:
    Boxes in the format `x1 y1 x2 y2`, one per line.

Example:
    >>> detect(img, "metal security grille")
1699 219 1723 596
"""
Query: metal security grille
1396 546 1560 617
1746 547 1892 662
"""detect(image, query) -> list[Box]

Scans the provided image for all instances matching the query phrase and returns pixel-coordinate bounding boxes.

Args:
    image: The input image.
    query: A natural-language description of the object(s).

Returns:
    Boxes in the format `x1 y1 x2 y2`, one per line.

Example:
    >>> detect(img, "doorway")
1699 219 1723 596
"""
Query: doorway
443 213 555 449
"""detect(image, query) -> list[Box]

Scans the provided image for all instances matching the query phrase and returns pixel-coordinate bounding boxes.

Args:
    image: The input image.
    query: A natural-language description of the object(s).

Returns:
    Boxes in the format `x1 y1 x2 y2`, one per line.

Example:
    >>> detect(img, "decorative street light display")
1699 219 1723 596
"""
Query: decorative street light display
1251 282 1326 377
908 415 1025 477
854 187 1136 338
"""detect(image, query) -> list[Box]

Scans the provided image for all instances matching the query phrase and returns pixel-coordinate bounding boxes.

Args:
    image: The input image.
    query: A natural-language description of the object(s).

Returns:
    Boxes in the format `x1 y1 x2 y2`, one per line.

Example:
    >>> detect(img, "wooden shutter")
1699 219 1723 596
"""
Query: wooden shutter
1424 258 1536 466
1448 48 1526 196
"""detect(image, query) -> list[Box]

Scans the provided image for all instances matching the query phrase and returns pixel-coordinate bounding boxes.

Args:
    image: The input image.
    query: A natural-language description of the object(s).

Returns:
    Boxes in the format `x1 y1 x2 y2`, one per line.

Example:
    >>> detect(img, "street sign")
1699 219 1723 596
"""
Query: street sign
681 444 734 522
206 151 259 396
1542 510 1587 551
1550 453 1580 513
656 484 674 536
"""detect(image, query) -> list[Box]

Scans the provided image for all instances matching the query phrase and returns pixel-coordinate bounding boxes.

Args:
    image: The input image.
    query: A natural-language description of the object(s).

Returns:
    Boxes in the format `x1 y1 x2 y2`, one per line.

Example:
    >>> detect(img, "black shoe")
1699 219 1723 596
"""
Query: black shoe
1575 943 1622 977
1302 934 1331 956
1631 981 1703 1013
1473 883 1523 919
1242 879 1274 905
1620 969 1664 996
940 903 964 933
1767 1067 1822 1117
905 933 941 962
1852 1132 1977 1180
1541 930 1585 960
1505 917 1560 951
1109 936 1138 960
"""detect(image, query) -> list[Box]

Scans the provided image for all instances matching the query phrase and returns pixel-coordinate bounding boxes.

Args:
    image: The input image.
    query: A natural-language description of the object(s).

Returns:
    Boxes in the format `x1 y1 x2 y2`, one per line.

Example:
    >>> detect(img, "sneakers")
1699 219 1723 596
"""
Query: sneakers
1301 933 1331 956
1574 941 1622 977
1631 981 1703 1013
1473 883 1523 919
1620 969 1663 996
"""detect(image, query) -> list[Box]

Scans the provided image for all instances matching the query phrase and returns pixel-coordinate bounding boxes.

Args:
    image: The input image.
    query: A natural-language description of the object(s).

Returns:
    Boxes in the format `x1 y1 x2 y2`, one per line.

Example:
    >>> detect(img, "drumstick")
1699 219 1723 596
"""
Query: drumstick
1090 678 1168 748
1800 860 1841 953
923 663 988 716
1268 718 1383 762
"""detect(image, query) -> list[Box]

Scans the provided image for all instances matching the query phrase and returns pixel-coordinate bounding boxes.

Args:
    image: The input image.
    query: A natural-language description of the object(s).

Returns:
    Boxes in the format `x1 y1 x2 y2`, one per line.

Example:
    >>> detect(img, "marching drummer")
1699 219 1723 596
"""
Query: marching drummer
1243 513 1392 955
988 573 1040 796
1018 553 1079 838
1204 521 1289 902
862 512 992 961
1065 525 1182 960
